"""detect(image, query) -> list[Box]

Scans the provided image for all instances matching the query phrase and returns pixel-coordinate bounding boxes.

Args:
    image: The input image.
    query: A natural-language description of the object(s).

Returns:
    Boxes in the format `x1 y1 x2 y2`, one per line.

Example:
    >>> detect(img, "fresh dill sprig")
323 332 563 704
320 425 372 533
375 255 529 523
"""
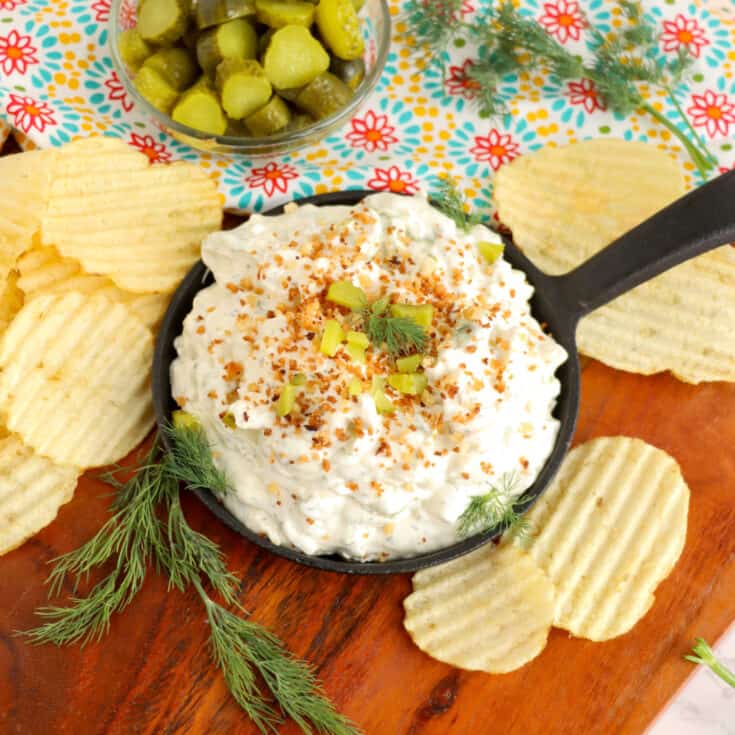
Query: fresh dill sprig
404 0 717 181
195 578 359 735
162 420 229 494
360 298 428 357
457 473 532 542
21 424 361 735
430 178 483 232
684 638 735 689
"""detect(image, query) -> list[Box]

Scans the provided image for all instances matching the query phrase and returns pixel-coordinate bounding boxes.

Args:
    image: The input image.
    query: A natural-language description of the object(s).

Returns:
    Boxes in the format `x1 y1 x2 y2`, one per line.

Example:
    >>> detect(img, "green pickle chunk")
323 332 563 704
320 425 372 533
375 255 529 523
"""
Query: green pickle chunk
118 29 153 73
275 383 297 417
134 65 180 113
172 410 201 430
396 354 422 374
319 319 345 356
390 303 434 329
262 25 330 90
346 343 366 364
295 72 352 119
348 378 363 396
326 280 366 310
196 17 257 74
244 94 291 136
478 240 504 264
255 0 316 28
171 78 228 134
137 0 189 44
329 56 365 90
371 377 395 415
388 372 428 396
196 0 256 29
215 58 272 119
285 112 315 131
315 0 364 61
143 47 199 91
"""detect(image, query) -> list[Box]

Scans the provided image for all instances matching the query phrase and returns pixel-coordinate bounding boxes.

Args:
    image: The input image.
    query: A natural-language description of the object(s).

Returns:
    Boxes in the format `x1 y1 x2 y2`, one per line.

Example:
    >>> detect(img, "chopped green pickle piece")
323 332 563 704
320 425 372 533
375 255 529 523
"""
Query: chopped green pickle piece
275 383 297 417
215 58 272 119
118 29 153 73
262 25 330 90
371 377 395 415
143 47 199 91
396 354 422 373
172 78 228 134
388 372 428 395
315 0 364 60
319 319 345 356
348 378 363 396
294 71 352 119
290 373 308 386
221 411 237 429
346 330 369 348
196 0 256 29
255 0 316 28
285 112 315 131
134 65 180 113
390 303 434 329
346 343 366 364
137 0 188 44
478 240 504 264
172 409 201 430
326 280 366 310
244 94 291 136
196 17 257 74
328 56 365 90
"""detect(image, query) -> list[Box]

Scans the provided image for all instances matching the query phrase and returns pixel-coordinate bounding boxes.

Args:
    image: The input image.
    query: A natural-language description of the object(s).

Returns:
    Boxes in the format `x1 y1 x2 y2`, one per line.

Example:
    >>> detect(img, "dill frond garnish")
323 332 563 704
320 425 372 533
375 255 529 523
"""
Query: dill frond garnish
404 0 717 181
361 297 428 357
430 178 483 232
457 473 532 543
685 638 735 689
22 425 361 735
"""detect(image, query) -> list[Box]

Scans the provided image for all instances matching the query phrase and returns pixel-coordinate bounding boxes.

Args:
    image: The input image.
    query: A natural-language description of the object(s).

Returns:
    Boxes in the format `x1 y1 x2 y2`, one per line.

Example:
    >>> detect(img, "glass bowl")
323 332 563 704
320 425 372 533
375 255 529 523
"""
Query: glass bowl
109 0 391 156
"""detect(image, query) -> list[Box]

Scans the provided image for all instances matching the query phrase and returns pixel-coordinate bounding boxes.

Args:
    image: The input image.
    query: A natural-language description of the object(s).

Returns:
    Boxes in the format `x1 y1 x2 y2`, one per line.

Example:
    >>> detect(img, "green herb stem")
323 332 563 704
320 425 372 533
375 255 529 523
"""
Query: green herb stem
685 638 735 689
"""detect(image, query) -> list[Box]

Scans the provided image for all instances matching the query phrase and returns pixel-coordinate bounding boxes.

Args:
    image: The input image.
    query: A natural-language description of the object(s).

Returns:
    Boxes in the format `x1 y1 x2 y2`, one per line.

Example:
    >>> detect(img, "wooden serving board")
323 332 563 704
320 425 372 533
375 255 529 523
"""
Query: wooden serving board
1 137 734 733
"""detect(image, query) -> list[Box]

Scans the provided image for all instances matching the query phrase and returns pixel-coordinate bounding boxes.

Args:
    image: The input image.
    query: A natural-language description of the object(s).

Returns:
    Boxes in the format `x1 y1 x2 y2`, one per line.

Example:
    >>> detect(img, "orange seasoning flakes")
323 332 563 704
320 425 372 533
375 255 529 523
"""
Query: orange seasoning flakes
223 361 243 381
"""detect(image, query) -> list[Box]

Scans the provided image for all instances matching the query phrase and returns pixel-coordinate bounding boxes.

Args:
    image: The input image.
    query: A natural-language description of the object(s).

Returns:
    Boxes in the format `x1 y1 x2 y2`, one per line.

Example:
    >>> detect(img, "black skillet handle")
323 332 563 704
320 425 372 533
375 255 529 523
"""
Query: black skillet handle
552 169 735 322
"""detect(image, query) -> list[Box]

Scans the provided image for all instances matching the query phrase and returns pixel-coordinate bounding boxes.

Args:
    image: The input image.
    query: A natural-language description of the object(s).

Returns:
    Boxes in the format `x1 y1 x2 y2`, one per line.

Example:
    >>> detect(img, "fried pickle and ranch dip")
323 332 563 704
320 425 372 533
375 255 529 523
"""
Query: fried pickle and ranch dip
170 193 567 560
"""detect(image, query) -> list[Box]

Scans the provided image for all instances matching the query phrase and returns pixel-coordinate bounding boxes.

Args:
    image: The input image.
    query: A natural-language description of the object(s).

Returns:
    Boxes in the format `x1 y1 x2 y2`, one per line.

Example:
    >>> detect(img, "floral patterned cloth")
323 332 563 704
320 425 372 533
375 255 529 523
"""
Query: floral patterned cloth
0 0 733 213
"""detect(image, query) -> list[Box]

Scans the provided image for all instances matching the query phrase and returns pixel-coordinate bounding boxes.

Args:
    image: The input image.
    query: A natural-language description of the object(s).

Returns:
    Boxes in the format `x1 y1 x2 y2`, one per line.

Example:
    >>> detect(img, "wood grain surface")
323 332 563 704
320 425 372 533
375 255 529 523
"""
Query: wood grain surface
1 139 734 735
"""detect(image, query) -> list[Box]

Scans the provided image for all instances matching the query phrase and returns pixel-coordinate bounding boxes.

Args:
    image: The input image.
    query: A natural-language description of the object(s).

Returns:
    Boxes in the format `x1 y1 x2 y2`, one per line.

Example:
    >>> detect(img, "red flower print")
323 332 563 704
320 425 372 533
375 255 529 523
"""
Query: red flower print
129 133 171 163
91 0 110 22
538 1 585 44
470 129 520 171
6 94 55 134
105 71 134 112
661 14 709 58
120 0 137 30
567 78 605 114
461 0 474 15
0 30 38 75
719 163 735 175
246 162 298 197
445 59 481 100
687 90 735 139
367 166 420 194
345 110 398 153
0 0 26 9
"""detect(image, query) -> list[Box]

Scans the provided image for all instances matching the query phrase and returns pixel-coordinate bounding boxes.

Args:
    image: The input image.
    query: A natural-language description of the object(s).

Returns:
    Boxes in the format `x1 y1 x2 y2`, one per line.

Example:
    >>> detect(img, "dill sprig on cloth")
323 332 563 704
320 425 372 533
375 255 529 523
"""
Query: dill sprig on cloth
404 0 717 180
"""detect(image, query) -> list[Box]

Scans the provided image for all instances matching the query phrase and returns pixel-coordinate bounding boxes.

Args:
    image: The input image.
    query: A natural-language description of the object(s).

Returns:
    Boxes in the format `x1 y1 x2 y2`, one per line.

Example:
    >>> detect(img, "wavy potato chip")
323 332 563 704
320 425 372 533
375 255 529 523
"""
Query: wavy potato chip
0 270 23 334
42 137 222 293
17 245 169 329
0 148 55 281
524 437 689 641
0 433 79 556
0 291 155 468
494 139 735 383
404 543 555 673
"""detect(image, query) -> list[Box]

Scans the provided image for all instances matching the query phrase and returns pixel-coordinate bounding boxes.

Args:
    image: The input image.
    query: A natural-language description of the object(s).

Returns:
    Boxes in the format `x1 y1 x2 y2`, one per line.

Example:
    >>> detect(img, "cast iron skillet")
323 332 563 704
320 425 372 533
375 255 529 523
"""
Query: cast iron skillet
153 173 735 574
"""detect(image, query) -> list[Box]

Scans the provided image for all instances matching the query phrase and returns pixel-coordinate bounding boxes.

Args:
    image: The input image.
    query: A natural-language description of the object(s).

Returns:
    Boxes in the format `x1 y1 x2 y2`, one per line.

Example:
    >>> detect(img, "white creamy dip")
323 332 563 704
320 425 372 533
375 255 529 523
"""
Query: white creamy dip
171 193 567 560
